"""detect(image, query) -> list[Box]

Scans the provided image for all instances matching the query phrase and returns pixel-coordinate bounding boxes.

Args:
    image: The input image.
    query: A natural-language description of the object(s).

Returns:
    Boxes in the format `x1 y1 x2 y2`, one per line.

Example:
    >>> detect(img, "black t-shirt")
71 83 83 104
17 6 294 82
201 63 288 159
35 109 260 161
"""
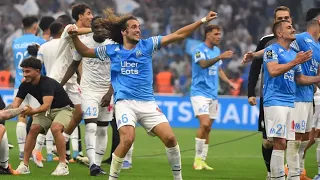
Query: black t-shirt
16 76 73 109
247 34 276 98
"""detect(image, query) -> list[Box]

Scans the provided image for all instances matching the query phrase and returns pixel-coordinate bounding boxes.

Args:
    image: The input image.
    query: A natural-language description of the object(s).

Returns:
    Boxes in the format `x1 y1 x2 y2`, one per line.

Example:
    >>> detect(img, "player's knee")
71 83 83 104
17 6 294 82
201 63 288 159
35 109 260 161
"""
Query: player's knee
30 124 42 135
273 138 286 150
200 122 211 132
262 139 273 149
0 124 6 133
50 123 63 135
163 133 177 147
120 135 134 150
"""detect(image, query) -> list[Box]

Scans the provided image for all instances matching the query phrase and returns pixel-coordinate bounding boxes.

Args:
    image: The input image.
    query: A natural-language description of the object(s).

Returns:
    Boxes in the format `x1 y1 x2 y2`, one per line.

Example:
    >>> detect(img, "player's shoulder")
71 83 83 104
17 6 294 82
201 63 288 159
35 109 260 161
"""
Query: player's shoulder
194 43 205 51
259 34 275 41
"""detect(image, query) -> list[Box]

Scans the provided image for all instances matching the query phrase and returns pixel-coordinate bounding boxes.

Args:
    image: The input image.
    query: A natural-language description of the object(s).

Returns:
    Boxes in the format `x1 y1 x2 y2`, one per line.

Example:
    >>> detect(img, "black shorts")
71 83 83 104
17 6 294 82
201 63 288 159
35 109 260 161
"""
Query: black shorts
258 97 267 139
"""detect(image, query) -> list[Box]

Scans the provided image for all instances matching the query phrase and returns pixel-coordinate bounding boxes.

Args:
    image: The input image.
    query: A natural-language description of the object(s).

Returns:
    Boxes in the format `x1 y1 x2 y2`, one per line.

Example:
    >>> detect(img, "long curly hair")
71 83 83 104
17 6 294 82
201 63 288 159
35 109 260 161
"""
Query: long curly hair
93 9 137 44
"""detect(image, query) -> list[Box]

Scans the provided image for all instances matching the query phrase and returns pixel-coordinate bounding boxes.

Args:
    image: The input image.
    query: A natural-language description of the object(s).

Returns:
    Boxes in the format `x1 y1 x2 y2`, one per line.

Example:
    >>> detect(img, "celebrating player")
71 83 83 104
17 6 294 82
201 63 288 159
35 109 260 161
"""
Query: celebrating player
69 8 218 180
190 24 234 170
263 20 320 180
61 16 114 176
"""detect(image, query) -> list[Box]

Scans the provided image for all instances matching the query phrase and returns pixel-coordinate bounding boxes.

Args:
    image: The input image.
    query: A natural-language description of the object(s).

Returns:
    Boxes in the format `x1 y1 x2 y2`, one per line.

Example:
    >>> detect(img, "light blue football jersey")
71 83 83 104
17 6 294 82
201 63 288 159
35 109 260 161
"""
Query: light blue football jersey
290 32 320 102
12 33 46 88
190 43 221 99
263 43 302 108
95 36 162 103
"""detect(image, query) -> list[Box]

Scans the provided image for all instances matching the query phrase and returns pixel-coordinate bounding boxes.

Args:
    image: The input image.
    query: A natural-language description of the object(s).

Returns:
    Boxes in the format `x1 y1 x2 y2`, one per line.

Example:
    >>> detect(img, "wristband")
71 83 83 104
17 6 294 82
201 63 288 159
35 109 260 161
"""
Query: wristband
201 17 207 24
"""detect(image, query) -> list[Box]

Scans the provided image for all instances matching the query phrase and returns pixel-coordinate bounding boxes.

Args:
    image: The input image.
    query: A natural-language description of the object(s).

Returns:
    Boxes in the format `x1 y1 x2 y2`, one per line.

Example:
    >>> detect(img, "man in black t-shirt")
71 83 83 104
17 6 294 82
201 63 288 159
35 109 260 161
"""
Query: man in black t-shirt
11 57 73 176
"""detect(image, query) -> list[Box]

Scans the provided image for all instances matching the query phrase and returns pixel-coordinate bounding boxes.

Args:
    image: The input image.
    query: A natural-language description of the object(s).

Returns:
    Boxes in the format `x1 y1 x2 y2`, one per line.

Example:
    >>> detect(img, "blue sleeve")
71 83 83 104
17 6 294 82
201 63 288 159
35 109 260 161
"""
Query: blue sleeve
145 36 163 55
263 47 278 63
294 64 302 76
192 48 206 63
95 45 110 61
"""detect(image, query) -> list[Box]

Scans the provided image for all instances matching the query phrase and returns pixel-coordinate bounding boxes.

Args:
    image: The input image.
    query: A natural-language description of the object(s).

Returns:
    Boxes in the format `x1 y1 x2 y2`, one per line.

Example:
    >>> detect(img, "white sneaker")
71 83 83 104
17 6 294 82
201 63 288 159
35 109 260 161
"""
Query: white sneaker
51 162 69 176
32 151 44 168
16 162 30 174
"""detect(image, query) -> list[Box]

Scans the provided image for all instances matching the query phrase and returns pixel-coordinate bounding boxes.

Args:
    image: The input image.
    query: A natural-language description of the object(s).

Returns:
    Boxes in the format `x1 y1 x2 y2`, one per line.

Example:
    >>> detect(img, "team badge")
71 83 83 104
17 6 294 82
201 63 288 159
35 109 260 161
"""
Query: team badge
266 50 273 59
136 50 142 58
196 52 201 58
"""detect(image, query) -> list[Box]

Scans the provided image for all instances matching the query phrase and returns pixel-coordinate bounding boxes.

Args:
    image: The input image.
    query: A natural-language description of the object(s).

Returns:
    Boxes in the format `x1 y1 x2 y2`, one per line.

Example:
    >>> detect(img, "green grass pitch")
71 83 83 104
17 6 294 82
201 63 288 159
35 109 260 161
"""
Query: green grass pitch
0 121 318 179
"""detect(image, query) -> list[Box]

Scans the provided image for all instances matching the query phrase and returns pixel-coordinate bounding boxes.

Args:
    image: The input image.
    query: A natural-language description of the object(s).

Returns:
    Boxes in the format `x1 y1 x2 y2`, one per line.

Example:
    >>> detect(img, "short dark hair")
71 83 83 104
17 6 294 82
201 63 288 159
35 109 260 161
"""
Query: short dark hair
91 16 105 43
49 21 64 37
56 15 73 26
22 16 39 29
39 16 55 31
20 57 42 70
272 20 291 38
71 3 91 21
274 6 291 20
306 8 320 22
204 25 221 38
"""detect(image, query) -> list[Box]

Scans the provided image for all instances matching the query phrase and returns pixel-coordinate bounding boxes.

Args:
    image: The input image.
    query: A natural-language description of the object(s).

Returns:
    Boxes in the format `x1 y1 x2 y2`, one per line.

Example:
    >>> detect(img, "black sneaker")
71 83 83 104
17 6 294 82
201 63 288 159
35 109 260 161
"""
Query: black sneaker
102 158 112 164
98 166 107 175
90 164 100 176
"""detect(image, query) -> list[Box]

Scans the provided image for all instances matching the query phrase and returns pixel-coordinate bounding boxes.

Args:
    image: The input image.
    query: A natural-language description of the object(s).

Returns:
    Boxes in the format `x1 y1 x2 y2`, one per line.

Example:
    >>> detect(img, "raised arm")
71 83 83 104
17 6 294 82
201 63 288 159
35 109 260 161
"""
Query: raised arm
70 35 96 58
161 11 217 47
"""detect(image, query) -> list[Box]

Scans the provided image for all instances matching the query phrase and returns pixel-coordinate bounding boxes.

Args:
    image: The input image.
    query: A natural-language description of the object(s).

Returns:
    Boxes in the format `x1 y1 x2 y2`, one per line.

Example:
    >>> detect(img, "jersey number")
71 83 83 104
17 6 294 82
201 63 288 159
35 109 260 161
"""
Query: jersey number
16 51 28 69
84 107 97 117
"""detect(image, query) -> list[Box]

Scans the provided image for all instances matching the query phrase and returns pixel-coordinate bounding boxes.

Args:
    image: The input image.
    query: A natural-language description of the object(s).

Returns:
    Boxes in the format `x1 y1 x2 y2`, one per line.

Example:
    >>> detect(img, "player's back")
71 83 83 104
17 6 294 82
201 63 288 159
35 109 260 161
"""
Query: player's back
12 34 45 88
37 39 60 76
190 43 221 99
79 36 113 93
291 32 320 102
263 43 299 107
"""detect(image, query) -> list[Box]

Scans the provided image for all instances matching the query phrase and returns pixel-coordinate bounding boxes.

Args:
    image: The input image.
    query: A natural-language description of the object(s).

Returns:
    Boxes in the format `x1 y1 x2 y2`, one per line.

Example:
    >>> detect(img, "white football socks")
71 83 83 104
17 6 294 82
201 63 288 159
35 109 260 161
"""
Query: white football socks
85 123 97 167
16 122 26 153
95 125 108 166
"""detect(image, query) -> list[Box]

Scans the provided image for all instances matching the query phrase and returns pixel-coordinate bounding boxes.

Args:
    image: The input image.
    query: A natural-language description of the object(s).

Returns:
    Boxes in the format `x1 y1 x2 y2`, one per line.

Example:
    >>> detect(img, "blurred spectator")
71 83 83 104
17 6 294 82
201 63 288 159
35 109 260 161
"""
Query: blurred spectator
0 0 306 96
155 65 175 94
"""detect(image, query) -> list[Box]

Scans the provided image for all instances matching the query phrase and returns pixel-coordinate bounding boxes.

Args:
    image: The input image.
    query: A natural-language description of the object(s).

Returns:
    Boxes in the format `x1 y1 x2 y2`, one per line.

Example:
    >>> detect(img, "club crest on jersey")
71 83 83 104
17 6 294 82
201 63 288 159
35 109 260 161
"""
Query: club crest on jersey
196 52 201 58
136 50 142 58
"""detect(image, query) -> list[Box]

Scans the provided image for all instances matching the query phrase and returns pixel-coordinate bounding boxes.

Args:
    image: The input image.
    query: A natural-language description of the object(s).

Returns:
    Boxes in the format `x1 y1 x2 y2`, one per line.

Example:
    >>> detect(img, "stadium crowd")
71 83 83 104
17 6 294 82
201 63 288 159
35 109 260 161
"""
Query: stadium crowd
0 0 310 96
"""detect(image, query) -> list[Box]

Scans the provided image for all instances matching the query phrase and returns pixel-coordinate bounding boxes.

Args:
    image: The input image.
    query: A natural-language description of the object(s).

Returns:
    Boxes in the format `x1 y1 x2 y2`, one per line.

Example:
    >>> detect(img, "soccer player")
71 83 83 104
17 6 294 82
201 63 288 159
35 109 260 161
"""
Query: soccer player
245 6 292 179
14 57 73 176
190 24 234 170
55 14 85 162
49 3 93 151
287 8 320 180
39 16 55 41
0 107 28 175
61 16 114 176
12 15 46 160
313 87 320 180
263 20 320 180
69 8 217 180
31 21 65 166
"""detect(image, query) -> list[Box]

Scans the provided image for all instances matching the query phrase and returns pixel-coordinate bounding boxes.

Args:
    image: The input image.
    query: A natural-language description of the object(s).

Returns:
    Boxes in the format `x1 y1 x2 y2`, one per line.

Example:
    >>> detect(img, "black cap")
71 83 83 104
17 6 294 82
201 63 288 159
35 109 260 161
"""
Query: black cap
306 8 320 22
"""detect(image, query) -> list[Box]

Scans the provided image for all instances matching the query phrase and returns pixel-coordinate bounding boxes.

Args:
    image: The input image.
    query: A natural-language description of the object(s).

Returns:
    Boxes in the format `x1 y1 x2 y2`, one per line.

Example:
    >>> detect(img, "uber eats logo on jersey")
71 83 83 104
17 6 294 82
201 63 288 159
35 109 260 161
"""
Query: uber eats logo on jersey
121 61 139 74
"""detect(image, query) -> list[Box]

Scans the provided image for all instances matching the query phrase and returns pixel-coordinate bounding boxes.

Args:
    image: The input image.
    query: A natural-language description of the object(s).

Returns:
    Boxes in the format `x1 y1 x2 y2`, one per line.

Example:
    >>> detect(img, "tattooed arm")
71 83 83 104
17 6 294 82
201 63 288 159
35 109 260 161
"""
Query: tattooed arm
0 107 28 120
